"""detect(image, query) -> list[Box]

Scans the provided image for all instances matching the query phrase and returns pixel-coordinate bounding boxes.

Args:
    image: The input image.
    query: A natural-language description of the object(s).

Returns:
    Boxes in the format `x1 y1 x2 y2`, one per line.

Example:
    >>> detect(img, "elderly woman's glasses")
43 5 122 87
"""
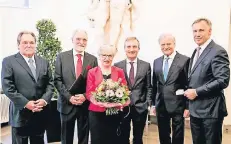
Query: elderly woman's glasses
101 54 113 59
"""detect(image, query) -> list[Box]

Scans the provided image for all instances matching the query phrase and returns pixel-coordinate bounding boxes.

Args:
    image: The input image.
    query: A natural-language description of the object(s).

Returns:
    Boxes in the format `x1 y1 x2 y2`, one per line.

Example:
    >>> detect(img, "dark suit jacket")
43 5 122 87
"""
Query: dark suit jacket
188 40 230 118
152 52 190 114
1 53 54 127
86 66 127 112
54 50 98 115
114 59 152 114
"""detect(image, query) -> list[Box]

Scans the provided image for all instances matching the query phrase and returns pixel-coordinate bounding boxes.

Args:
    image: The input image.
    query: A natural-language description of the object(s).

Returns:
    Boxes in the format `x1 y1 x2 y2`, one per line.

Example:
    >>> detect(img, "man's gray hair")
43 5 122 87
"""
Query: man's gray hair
71 29 88 40
192 18 212 28
158 33 176 44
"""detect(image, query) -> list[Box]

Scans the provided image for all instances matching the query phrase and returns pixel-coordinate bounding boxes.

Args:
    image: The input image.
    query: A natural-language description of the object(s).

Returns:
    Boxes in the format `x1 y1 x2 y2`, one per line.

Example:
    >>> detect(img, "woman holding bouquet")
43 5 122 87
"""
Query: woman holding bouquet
86 45 129 144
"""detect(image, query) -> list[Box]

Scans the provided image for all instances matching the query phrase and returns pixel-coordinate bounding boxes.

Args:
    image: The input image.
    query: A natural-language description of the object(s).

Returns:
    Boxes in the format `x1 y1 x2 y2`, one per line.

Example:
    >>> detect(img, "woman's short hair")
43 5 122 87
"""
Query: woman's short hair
97 44 117 56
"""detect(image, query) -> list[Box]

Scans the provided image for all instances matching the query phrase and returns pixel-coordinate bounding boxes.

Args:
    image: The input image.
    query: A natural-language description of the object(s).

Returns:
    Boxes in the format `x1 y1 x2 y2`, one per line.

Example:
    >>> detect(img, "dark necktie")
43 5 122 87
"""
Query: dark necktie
163 57 169 81
28 58 36 79
76 54 82 78
129 62 135 85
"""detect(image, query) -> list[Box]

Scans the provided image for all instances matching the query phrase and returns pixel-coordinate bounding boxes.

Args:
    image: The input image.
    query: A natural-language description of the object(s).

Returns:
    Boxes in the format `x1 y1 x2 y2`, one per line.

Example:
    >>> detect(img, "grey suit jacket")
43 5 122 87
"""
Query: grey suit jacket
152 52 190 114
1 53 54 127
54 50 98 115
188 40 230 118
114 59 152 114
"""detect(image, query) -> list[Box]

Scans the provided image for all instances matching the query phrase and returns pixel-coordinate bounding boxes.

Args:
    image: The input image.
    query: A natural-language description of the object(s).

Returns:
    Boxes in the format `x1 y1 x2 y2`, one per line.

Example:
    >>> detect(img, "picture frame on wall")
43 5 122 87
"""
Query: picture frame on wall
0 0 30 8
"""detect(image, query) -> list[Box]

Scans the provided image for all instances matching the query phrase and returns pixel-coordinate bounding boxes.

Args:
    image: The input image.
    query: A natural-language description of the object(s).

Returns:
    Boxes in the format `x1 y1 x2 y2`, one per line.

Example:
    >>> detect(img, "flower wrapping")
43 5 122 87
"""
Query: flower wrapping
90 78 130 115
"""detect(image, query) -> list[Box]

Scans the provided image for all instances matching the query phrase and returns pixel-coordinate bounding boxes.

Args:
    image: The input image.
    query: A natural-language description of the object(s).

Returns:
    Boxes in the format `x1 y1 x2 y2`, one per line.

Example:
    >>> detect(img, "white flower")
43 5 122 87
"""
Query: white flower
106 79 115 88
115 89 124 98
106 90 115 97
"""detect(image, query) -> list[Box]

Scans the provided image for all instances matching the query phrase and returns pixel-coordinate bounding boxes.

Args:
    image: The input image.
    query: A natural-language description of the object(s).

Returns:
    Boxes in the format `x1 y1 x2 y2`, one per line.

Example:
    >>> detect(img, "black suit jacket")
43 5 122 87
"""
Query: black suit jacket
188 40 230 118
1 53 54 127
114 59 152 114
152 52 190 114
54 50 98 115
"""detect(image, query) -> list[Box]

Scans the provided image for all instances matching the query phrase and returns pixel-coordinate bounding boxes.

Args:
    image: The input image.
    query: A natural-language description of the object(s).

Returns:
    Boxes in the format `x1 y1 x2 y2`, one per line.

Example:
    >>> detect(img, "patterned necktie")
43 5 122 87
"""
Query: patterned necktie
28 58 36 79
76 54 82 78
163 57 169 81
191 47 201 70
129 62 135 85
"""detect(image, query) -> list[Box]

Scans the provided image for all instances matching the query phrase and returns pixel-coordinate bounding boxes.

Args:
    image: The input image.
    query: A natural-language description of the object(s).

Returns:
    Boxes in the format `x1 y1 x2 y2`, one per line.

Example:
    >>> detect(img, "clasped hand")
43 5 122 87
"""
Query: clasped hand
25 99 46 112
70 94 86 105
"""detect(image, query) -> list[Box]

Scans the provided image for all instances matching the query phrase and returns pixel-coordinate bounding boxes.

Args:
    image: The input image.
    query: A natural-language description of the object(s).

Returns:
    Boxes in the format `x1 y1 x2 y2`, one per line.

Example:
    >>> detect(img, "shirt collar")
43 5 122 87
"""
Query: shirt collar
198 38 212 51
21 54 35 63
126 57 138 64
164 50 176 59
73 49 84 57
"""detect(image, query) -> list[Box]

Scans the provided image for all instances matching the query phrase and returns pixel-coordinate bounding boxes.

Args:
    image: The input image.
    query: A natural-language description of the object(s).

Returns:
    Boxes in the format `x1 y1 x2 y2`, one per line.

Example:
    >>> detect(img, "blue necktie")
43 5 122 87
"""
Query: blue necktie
163 57 169 81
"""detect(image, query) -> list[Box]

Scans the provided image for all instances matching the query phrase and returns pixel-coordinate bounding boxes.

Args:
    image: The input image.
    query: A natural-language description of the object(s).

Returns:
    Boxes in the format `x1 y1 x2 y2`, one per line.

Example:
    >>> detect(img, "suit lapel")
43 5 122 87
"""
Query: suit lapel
133 59 142 88
189 43 213 77
188 49 197 76
95 67 103 86
121 60 132 89
35 55 42 81
67 50 76 79
15 53 35 81
156 56 165 84
165 53 180 83
111 66 118 81
82 52 90 76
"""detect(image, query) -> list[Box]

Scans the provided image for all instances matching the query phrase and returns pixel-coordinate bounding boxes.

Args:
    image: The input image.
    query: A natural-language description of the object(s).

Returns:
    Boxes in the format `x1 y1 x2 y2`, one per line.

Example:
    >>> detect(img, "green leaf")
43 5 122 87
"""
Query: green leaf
36 19 62 99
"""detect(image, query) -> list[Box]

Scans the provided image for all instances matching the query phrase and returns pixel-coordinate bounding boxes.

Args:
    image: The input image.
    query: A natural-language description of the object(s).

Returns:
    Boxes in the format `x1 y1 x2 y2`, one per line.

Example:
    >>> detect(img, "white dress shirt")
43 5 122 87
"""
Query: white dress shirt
197 38 212 57
191 38 212 70
22 54 36 68
126 58 138 78
162 51 177 72
73 50 84 73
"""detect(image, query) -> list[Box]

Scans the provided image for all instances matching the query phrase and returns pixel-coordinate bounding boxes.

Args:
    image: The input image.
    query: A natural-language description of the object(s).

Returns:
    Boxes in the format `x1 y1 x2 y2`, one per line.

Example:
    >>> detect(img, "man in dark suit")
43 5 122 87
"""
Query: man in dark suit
1 31 54 144
184 18 230 144
152 34 190 144
54 29 98 144
114 37 152 144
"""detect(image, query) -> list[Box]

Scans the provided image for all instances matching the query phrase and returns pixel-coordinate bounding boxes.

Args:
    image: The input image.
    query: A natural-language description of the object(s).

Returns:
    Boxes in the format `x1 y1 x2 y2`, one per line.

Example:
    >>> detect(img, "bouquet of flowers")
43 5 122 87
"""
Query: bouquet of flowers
90 78 131 115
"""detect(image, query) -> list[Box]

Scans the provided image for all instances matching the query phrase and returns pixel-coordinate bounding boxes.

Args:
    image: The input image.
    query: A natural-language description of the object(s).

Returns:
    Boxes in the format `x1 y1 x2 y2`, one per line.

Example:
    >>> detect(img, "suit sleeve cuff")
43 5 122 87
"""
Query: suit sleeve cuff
41 99 48 106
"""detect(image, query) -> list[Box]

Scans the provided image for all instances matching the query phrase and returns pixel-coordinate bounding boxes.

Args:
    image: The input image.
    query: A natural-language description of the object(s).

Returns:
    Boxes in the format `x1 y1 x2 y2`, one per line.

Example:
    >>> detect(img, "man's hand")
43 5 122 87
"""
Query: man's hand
70 94 86 105
183 109 190 118
75 94 86 104
152 107 156 116
69 96 79 105
184 89 197 100
35 99 47 107
25 101 36 111
32 99 47 112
